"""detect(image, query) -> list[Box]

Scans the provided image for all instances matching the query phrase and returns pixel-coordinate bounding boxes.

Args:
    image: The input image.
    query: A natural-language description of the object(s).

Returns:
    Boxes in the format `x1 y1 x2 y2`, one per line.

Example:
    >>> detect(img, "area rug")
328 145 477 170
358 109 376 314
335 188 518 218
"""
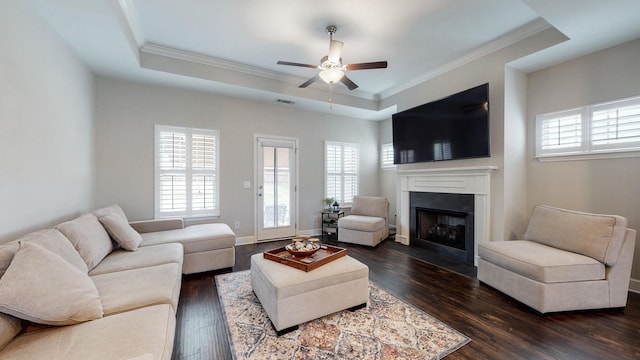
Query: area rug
216 270 470 359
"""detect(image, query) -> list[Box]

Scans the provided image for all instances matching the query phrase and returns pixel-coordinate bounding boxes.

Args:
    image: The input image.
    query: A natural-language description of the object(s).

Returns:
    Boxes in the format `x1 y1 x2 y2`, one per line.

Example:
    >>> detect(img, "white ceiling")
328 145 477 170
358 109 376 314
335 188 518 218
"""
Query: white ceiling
26 0 640 120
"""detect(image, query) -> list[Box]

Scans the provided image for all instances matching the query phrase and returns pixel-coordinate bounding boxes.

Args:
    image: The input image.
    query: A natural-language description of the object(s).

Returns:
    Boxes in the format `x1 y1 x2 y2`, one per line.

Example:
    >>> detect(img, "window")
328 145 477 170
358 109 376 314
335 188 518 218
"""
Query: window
536 95 640 158
325 141 359 206
381 143 395 169
155 125 219 218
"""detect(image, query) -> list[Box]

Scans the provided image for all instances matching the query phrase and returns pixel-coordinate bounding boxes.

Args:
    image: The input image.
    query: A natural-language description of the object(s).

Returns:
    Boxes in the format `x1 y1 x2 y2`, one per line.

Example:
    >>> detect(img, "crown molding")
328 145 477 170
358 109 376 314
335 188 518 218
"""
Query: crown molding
140 43 378 101
379 18 552 99
116 0 377 102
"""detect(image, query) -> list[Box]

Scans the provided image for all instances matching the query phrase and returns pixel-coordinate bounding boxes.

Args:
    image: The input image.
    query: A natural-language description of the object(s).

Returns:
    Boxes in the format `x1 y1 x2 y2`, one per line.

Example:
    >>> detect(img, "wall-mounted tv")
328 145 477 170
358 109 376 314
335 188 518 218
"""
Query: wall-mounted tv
392 83 490 164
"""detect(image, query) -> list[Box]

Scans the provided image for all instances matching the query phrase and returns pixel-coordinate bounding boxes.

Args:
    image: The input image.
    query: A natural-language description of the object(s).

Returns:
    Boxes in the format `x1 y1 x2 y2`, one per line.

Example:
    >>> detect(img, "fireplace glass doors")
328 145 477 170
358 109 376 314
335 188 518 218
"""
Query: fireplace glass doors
409 192 474 264
417 208 467 251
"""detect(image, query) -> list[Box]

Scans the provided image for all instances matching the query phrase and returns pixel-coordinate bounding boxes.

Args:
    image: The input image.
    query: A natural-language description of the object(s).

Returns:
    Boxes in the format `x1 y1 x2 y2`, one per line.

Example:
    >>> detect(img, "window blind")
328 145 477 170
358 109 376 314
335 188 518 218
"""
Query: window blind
536 95 640 158
591 100 640 151
538 111 583 154
381 143 395 168
155 125 219 218
325 141 359 206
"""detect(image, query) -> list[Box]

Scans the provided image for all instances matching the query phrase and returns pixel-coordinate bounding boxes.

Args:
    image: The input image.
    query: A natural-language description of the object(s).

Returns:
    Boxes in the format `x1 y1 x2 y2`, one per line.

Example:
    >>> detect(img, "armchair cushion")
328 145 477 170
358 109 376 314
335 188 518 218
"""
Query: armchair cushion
479 240 605 283
350 196 388 218
338 215 385 232
524 205 627 266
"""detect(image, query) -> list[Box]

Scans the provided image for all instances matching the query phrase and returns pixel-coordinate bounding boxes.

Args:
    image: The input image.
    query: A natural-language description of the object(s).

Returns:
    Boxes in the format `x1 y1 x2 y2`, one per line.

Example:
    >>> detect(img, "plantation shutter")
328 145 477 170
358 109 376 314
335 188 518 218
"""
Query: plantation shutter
591 99 640 151
381 143 395 168
155 125 219 218
325 142 342 204
325 141 359 206
158 130 187 213
342 143 359 205
536 110 583 156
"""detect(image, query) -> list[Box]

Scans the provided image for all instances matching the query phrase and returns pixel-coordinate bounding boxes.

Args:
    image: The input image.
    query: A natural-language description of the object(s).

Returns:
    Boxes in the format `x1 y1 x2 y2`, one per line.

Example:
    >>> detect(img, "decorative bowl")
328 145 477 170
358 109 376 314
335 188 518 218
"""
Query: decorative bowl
285 242 320 257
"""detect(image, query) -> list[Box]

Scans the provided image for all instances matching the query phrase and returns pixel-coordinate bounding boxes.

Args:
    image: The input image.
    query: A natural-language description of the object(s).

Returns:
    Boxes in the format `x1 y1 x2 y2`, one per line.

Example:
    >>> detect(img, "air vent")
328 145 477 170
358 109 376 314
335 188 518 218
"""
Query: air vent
276 99 296 105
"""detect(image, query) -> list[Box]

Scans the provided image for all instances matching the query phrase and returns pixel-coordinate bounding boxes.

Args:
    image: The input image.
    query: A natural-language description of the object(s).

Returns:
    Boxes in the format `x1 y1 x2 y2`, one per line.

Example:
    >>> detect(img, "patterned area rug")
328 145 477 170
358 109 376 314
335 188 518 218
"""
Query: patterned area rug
216 270 470 359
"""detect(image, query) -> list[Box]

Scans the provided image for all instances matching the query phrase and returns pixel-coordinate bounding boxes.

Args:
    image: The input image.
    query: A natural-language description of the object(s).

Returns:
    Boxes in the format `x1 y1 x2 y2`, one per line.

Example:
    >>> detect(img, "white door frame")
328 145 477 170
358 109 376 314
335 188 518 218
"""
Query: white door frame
254 134 299 241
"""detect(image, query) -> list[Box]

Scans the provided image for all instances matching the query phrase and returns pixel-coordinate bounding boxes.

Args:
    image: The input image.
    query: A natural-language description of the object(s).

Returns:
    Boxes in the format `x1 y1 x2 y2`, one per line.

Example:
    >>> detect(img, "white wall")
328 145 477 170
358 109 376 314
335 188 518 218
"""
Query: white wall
94 77 380 239
0 2 95 242
527 38 640 290
378 119 396 225
503 67 529 239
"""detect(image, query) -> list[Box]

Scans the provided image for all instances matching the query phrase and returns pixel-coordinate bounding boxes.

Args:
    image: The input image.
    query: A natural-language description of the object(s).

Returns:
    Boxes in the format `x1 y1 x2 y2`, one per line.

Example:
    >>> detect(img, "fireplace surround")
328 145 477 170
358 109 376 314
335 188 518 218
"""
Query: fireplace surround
396 166 497 266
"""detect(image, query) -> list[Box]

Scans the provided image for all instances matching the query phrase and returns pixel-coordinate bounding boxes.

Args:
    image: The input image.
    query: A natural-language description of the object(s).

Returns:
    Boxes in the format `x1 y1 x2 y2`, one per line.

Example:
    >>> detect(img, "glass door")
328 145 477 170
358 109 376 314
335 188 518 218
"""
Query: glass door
256 137 297 241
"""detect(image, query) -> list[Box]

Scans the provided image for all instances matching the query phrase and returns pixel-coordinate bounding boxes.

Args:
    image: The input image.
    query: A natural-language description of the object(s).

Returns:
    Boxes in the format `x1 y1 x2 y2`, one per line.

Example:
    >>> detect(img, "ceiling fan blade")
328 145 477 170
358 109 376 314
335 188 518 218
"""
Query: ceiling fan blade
340 75 359 90
299 74 320 88
346 61 388 71
328 40 343 63
277 61 319 69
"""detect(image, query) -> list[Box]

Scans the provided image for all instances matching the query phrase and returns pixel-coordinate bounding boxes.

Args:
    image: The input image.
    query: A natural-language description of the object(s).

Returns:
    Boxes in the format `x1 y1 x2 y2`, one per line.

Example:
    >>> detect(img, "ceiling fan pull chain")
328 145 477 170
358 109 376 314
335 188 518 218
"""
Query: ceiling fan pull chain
329 83 334 109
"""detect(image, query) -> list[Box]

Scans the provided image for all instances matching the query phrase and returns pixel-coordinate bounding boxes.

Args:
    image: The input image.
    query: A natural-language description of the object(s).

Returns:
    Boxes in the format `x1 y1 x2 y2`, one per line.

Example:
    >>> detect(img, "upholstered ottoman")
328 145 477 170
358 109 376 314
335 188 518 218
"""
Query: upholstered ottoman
250 253 369 335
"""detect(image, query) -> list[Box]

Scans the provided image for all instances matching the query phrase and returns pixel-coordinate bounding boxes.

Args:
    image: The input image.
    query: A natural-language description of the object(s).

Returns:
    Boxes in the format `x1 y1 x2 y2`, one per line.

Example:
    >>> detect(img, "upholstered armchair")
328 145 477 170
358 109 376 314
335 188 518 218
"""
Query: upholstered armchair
478 205 636 314
338 196 389 247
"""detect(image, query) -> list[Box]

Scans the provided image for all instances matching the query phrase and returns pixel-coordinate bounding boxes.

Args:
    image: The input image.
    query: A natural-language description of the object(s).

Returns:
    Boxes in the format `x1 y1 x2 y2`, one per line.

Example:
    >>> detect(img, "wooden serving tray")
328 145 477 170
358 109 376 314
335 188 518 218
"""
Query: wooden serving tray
263 244 347 272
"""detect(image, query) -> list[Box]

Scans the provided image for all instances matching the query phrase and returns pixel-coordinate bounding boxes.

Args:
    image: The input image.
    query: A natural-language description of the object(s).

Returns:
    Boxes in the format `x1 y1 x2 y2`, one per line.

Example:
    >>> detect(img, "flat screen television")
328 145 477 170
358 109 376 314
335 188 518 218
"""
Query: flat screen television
392 83 490 164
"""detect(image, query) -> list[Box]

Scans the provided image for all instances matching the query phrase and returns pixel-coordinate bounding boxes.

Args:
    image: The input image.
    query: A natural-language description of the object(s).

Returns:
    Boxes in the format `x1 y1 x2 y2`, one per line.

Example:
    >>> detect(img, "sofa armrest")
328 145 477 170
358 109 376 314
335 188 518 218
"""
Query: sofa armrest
129 218 184 233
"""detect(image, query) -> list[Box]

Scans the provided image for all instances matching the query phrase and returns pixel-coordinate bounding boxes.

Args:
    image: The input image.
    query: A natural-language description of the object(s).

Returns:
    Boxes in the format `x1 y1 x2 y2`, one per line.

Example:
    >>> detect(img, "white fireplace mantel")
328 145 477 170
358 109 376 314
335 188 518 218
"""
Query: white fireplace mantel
395 166 497 266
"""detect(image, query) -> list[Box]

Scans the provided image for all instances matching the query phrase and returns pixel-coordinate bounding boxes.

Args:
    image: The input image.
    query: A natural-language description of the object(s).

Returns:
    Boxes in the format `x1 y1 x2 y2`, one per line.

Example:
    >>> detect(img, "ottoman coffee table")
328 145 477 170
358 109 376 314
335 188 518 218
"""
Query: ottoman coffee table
250 253 369 335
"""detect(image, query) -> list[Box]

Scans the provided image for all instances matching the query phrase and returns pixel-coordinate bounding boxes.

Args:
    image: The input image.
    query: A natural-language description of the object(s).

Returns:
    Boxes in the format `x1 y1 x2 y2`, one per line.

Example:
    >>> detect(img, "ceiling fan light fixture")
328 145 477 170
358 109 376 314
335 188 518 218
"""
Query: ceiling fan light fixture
319 68 344 84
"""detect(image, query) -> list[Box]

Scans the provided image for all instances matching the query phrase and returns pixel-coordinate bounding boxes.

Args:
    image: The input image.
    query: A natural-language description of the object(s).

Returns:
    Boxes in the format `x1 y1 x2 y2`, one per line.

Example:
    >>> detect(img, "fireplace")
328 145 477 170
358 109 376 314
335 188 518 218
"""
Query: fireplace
396 166 496 266
410 192 474 264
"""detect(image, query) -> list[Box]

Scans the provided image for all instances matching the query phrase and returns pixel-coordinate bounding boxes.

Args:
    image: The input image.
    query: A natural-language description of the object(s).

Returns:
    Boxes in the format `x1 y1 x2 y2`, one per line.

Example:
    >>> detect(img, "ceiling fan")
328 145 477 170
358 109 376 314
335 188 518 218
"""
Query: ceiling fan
277 25 388 91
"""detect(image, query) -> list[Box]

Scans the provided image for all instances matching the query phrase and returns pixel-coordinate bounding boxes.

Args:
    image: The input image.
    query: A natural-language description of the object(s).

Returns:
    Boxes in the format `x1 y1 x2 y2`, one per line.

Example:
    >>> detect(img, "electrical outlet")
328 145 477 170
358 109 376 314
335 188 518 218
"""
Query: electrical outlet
234 221 240 229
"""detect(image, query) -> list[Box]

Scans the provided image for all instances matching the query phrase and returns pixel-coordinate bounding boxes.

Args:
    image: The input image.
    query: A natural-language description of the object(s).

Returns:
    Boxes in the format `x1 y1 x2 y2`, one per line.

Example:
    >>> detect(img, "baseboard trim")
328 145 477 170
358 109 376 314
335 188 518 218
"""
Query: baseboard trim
235 236 255 246
629 278 640 294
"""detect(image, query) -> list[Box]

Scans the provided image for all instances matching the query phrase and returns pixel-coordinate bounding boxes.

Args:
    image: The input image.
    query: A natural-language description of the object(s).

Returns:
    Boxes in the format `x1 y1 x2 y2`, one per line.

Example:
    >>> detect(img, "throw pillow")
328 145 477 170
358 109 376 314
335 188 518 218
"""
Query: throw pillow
56 214 113 271
0 242 103 326
0 313 22 350
93 204 128 221
98 214 143 251
0 229 88 278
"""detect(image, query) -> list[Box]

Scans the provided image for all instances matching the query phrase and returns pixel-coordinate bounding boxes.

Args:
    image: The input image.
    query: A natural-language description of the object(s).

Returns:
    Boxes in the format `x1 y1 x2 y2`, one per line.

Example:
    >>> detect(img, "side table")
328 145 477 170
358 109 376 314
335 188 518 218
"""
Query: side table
322 210 344 243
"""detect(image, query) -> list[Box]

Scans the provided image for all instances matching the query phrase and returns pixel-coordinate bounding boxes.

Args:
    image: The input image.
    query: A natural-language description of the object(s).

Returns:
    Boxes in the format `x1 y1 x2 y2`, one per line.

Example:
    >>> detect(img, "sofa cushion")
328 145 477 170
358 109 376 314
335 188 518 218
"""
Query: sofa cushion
479 240 605 283
338 215 385 232
55 214 113 271
91 262 182 315
89 243 183 276
98 213 143 251
140 223 235 254
0 304 175 360
0 242 103 326
0 312 22 350
92 204 128 221
0 229 89 277
524 205 627 266
350 196 388 218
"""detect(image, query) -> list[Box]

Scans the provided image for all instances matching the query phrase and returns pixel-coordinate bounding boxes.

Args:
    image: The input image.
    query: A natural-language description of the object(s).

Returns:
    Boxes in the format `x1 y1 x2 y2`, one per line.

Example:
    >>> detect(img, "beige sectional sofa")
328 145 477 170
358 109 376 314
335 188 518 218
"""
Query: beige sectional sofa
0 204 236 359
478 205 636 314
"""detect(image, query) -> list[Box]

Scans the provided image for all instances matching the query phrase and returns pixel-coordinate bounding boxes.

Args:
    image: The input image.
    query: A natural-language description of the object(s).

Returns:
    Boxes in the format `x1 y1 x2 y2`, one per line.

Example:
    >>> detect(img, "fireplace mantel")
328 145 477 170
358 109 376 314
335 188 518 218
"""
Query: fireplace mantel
396 166 497 266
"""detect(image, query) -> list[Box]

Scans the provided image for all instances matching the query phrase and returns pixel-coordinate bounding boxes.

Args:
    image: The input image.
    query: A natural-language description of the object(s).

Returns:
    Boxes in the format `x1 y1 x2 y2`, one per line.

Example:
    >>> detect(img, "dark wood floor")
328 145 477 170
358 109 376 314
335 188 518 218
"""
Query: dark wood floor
172 238 640 360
